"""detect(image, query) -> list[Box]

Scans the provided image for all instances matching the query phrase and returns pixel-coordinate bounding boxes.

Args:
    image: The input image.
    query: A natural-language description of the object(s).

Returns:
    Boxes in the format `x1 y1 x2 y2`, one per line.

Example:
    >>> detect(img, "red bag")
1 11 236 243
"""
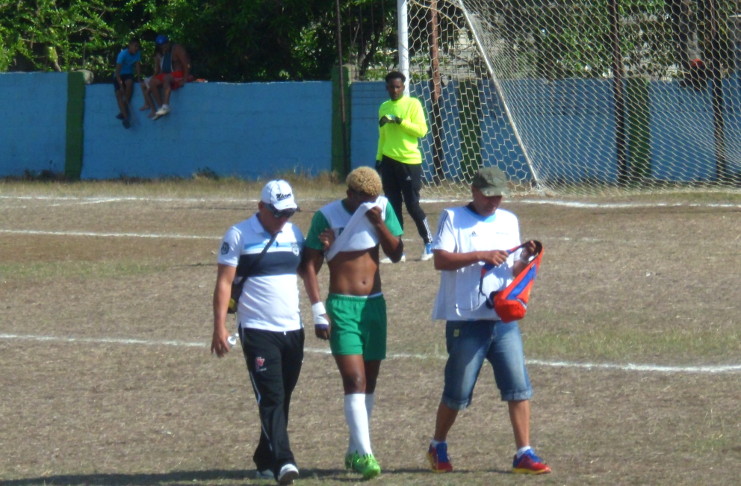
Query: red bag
482 241 543 323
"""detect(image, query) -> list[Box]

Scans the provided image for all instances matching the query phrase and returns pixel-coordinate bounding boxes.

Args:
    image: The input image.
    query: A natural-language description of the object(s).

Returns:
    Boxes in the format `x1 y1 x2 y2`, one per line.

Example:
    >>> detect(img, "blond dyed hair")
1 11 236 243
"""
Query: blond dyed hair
346 166 382 197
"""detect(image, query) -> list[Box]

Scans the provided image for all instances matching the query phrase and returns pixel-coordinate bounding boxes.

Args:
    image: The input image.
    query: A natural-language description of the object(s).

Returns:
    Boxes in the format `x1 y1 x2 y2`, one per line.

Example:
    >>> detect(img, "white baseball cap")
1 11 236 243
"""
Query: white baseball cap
260 180 298 211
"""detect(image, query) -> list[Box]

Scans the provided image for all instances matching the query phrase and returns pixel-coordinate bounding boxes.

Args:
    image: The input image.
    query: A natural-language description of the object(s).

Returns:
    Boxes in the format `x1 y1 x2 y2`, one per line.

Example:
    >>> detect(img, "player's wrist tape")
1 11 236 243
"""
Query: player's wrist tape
312 302 329 325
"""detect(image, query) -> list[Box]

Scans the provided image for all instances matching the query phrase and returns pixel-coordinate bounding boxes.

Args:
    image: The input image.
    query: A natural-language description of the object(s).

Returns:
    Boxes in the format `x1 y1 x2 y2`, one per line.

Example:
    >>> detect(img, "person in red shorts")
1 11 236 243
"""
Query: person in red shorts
149 34 190 119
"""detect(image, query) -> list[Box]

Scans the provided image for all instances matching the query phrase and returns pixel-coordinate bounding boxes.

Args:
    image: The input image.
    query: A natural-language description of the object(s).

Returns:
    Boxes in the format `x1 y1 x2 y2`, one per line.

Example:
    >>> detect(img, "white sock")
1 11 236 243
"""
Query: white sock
365 393 376 450
365 393 375 421
430 439 442 447
344 393 372 456
516 445 532 458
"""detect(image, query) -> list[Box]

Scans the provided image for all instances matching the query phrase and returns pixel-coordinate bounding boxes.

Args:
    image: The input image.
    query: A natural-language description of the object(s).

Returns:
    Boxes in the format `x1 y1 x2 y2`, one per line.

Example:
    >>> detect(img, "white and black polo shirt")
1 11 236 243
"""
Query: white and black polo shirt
218 214 304 332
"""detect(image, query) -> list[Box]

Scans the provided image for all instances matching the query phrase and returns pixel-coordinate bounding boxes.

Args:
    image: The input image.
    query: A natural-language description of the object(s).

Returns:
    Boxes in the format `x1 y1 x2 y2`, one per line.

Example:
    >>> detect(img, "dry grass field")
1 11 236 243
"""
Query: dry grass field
1 179 739 486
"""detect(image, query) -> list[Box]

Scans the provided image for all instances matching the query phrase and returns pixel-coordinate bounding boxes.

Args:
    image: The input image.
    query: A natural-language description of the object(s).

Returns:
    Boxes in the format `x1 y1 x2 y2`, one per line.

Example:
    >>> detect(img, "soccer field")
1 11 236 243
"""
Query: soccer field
1 180 739 485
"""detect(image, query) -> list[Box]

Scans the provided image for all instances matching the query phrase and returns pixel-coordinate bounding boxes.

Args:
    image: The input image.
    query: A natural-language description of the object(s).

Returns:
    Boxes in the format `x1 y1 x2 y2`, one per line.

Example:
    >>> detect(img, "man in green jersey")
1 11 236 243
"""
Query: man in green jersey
302 167 404 480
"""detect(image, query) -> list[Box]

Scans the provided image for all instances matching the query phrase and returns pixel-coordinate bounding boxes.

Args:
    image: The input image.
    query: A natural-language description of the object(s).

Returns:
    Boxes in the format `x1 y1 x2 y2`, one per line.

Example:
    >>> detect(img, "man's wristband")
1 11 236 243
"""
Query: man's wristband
312 302 329 325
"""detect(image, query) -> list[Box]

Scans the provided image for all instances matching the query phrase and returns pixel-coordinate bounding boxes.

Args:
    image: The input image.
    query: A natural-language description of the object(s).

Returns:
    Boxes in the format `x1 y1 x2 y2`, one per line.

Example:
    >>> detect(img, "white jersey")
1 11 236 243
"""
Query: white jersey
218 214 304 332
431 205 521 321
322 196 389 260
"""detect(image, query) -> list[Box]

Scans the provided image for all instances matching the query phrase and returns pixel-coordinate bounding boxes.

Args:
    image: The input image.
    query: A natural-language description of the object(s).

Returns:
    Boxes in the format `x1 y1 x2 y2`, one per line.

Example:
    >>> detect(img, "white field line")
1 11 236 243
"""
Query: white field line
1 194 739 209
0 228 606 244
0 229 216 240
1 333 739 374
516 199 741 209
0 195 250 203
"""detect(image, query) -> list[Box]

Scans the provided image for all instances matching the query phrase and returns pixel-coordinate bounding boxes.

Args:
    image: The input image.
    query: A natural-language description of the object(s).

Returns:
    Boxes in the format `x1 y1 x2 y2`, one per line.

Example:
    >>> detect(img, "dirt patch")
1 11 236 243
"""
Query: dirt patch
1 186 739 485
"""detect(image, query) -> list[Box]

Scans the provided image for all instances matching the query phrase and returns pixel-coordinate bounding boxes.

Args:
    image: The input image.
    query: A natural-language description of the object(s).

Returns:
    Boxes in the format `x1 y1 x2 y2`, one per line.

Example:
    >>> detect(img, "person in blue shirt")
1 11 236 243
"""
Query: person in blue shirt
113 39 141 129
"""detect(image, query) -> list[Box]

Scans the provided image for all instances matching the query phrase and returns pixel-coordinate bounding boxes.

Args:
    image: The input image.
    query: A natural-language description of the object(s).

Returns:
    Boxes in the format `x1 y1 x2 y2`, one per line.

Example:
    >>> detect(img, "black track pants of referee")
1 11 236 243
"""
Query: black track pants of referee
239 326 304 475
380 156 433 244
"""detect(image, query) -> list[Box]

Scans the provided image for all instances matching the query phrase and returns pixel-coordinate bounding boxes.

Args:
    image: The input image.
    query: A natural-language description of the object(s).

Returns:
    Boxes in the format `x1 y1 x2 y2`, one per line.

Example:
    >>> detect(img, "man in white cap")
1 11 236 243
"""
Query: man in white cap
211 180 304 485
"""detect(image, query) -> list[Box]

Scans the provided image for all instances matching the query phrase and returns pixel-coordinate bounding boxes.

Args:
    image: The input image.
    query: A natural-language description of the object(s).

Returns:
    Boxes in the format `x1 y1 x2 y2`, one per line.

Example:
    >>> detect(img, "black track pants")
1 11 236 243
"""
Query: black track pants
239 326 304 475
380 156 432 244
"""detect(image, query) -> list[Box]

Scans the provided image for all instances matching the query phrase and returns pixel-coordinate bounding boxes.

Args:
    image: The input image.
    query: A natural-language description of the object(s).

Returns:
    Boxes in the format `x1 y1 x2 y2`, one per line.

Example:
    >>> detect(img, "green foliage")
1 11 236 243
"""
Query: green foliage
0 0 113 73
169 0 396 81
0 0 398 82
5 0 732 83
472 0 738 80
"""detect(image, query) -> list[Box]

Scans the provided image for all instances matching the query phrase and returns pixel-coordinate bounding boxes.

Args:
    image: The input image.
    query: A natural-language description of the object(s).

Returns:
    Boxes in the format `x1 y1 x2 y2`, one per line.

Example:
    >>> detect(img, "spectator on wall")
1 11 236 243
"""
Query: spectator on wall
113 39 141 129
149 34 190 120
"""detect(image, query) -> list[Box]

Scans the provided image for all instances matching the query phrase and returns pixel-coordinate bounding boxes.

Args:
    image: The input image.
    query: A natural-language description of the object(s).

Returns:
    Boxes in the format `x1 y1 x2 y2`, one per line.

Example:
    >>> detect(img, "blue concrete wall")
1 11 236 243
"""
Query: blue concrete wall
82 81 332 179
651 79 741 180
0 73 738 182
349 81 386 169
0 72 68 177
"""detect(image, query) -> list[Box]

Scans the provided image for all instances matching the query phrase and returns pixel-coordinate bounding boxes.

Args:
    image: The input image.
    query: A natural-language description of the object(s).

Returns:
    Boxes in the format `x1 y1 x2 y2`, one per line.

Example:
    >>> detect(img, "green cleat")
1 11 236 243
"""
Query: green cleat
353 453 381 480
344 452 360 470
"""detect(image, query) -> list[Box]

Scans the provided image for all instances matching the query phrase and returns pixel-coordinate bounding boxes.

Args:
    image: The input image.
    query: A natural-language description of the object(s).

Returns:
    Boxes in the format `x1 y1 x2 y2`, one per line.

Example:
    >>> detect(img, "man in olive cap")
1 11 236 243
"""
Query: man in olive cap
425 166 550 475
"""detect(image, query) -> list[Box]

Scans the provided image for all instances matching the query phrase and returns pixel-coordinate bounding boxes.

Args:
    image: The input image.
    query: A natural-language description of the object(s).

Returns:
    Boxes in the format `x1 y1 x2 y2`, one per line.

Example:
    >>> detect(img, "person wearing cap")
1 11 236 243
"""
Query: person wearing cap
424 167 550 475
211 180 305 485
376 70 433 262
149 34 190 119
301 167 404 480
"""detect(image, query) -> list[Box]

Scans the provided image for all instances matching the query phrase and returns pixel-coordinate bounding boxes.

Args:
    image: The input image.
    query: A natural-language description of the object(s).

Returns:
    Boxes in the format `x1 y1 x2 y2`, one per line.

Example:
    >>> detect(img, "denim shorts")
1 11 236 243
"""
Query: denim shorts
441 320 532 410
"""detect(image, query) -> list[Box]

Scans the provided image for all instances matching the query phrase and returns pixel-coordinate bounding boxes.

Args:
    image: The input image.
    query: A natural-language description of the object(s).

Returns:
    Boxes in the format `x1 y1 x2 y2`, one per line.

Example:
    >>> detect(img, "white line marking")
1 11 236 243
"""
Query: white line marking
1 333 738 374
1 194 738 209
0 229 616 245
0 229 217 240
515 199 741 209
0 195 249 203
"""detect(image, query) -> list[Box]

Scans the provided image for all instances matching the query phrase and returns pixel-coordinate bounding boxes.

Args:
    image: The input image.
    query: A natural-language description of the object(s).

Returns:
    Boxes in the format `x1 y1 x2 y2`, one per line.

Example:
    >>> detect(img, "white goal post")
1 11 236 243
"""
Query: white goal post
401 0 740 196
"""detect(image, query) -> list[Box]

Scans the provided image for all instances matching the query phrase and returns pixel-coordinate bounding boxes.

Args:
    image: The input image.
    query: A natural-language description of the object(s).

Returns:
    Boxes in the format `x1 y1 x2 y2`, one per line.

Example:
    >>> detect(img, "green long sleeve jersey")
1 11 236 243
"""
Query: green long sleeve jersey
376 95 428 165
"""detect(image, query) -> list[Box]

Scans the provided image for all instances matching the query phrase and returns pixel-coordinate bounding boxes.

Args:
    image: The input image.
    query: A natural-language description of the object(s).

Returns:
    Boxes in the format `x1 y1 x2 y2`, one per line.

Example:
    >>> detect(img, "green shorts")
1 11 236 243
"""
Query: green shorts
327 293 387 360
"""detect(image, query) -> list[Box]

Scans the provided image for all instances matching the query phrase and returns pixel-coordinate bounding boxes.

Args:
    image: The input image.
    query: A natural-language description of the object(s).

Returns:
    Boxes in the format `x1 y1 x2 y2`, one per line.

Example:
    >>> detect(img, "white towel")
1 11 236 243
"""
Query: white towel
326 197 388 261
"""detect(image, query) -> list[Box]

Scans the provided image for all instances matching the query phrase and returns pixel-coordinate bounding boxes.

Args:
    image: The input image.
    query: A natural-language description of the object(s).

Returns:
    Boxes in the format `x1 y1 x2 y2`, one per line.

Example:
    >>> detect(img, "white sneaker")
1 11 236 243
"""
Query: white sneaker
380 253 406 264
155 104 170 117
420 243 434 261
277 463 299 485
255 468 274 479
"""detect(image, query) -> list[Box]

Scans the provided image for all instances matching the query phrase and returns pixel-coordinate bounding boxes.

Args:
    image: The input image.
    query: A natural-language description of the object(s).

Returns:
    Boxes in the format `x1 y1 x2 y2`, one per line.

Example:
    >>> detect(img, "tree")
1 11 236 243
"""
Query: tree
169 0 397 81
0 0 114 73
0 1 176 79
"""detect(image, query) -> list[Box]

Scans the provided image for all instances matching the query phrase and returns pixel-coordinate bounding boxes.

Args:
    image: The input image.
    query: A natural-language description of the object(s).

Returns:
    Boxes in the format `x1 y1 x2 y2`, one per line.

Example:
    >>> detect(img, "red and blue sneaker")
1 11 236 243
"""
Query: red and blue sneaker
427 442 453 473
512 449 551 474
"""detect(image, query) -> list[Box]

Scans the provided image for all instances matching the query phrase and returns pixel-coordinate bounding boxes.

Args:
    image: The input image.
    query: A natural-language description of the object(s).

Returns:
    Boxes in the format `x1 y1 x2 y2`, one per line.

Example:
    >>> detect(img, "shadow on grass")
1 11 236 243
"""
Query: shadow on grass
3 469 249 486
1 466 513 485
1 467 379 486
